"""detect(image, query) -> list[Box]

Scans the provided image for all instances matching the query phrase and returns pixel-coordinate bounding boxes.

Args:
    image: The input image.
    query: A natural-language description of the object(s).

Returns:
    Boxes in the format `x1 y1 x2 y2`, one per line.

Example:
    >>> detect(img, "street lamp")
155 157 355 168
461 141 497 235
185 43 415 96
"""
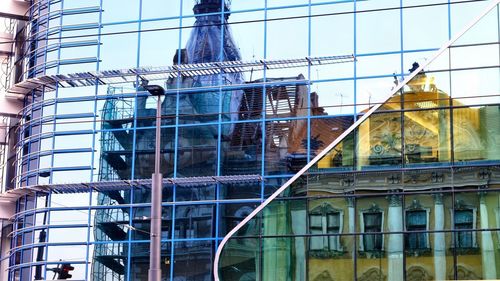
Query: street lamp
143 82 165 281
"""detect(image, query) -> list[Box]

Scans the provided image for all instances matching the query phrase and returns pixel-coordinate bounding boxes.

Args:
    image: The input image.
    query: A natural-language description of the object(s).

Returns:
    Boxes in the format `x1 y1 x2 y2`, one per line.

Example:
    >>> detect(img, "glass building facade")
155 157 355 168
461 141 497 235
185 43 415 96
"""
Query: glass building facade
1 0 499 280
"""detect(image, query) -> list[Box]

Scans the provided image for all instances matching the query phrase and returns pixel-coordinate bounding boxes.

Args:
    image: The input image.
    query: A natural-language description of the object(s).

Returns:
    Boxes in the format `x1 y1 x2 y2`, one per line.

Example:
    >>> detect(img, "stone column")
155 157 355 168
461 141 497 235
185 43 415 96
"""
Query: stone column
263 202 291 281
433 193 446 281
347 197 355 234
347 197 356 262
387 195 404 281
291 207 306 280
480 193 497 279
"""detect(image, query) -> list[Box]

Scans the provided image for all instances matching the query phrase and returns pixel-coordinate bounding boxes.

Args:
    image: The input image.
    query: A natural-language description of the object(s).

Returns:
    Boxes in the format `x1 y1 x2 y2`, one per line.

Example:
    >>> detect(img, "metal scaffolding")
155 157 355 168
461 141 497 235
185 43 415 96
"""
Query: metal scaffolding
0 174 262 203
5 55 355 96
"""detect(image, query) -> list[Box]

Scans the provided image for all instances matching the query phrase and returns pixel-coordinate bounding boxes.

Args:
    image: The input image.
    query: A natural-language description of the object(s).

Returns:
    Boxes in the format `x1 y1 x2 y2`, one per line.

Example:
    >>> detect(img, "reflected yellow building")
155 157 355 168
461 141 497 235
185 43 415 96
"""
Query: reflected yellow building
219 68 500 281
307 73 500 281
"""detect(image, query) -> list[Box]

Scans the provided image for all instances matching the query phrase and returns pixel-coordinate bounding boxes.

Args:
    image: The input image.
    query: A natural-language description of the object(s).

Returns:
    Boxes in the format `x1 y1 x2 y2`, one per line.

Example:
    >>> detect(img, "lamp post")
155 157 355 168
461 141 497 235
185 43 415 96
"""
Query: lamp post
143 83 165 281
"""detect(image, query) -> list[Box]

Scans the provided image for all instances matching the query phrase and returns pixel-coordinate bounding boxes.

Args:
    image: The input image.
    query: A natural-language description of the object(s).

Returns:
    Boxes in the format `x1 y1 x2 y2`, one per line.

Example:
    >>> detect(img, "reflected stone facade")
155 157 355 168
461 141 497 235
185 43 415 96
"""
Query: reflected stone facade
218 15 500 280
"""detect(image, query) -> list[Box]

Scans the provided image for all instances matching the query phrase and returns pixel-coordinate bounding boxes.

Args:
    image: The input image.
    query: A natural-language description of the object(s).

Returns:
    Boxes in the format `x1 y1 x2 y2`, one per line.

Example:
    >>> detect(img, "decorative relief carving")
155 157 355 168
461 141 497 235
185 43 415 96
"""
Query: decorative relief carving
406 266 433 281
455 199 468 210
363 203 382 213
405 121 431 145
346 195 355 208
312 270 334 281
432 192 443 205
478 168 491 180
448 265 481 280
407 199 423 210
387 194 402 207
431 172 444 183
387 174 401 184
409 173 419 184
358 268 386 281
453 120 484 155
341 177 354 187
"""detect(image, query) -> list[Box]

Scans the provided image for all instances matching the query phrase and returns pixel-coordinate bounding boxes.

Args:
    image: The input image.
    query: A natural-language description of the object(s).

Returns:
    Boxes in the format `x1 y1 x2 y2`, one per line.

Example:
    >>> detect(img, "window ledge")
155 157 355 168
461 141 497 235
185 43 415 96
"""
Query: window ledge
405 248 432 257
450 247 480 255
309 249 346 258
358 250 385 258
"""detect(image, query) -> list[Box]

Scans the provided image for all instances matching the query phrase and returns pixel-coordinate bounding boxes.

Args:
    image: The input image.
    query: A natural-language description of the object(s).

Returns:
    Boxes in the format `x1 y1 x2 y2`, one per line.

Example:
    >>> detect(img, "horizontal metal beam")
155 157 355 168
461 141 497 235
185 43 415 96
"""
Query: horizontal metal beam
5 55 355 97
0 174 262 203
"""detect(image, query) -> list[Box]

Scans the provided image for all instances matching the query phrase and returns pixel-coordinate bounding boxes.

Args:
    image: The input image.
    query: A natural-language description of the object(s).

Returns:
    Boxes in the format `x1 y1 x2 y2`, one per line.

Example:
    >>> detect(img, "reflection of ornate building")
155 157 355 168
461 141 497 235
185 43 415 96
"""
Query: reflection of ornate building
219 65 500 281
302 74 500 281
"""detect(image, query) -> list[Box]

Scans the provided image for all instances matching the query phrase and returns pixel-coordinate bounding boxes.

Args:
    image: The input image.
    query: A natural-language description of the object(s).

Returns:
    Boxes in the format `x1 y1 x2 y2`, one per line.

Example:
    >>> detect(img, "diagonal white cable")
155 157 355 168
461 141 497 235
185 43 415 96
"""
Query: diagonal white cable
213 0 500 279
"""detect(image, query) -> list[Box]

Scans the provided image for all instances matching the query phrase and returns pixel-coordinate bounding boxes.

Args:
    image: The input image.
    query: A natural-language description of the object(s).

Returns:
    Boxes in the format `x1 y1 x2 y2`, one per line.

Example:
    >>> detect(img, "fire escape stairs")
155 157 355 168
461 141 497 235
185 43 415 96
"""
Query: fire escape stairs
94 255 126 275
96 221 128 241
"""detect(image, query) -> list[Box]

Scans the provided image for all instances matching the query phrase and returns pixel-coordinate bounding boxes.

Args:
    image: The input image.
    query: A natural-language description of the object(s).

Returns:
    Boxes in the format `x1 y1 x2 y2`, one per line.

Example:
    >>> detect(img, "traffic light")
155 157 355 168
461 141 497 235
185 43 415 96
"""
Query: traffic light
57 263 74 279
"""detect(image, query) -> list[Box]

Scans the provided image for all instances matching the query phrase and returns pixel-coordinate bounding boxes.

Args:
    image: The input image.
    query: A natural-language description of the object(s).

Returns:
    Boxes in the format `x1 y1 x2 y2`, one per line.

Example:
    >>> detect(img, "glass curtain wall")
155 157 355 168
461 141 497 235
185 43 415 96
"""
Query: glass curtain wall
6 0 500 280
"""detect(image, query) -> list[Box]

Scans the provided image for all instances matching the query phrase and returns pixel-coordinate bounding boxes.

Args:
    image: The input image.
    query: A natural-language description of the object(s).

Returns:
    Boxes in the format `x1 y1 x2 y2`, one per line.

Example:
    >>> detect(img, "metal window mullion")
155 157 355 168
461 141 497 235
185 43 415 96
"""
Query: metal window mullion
353 0 358 124
170 3 184 280
24 1 43 187
19 195 28 281
54 0 64 76
84 188 93 280
86 0 103 194
126 3 144 281
48 0 65 186
214 182 221 262
448 33 455 166
305 193 310 280
8 199 20 281
217 0 224 179
306 0 312 165
260 0 269 203
126 183 134 281
401 189 407 281
258 3 269 280
129 94 139 181
451 165 457 280
213 0 225 262
42 191 52 281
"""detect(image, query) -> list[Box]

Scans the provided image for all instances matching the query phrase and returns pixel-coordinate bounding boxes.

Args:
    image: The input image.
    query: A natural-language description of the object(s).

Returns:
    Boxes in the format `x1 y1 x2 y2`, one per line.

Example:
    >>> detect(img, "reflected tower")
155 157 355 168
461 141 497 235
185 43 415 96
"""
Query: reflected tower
93 1 245 280
179 0 244 131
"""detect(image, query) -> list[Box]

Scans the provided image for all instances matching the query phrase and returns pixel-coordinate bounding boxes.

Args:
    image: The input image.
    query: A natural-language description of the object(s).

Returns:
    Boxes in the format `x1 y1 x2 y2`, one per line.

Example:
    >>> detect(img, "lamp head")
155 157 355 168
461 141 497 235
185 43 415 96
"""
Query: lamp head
144 84 165 96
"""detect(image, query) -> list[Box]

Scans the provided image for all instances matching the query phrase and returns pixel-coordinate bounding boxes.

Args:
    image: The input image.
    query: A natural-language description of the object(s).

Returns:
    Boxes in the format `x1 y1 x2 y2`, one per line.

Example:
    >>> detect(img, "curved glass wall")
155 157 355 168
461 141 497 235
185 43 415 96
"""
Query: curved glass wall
217 2 500 280
5 0 499 280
